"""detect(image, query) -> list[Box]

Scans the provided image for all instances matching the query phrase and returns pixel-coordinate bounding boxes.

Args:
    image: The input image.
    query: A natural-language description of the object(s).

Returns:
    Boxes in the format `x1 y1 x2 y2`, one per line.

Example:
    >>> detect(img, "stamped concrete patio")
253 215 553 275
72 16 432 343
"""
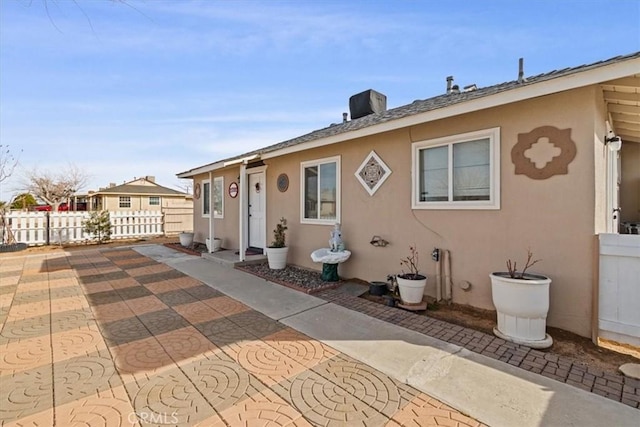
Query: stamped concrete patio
0 246 484 426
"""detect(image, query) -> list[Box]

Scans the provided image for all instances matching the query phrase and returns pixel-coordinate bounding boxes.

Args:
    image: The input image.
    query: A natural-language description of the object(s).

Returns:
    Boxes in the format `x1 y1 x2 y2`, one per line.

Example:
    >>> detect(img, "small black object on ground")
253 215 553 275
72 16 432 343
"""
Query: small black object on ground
0 243 28 253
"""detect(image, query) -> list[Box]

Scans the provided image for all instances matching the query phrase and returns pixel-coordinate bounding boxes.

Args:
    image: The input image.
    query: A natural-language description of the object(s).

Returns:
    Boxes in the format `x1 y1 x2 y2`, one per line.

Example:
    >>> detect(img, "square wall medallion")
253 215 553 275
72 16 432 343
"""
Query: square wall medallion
355 151 391 196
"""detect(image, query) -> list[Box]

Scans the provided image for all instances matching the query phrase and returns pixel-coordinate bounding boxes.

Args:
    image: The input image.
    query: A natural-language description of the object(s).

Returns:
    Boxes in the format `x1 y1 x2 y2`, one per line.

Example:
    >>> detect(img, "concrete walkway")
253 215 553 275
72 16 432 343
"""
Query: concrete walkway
146 245 639 427
1 244 638 426
1 245 483 427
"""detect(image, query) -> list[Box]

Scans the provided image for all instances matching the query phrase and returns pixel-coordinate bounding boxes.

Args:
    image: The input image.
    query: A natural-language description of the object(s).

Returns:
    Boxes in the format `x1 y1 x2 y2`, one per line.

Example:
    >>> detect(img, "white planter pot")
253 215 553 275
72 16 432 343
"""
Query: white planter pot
205 238 221 252
179 232 194 247
266 246 288 270
396 275 427 304
490 272 553 348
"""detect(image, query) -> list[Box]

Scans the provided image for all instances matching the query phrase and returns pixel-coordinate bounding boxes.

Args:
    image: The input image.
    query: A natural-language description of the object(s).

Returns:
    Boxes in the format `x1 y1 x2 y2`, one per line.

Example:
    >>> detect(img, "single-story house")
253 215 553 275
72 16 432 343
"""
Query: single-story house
178 52 640 340
87 176 192 211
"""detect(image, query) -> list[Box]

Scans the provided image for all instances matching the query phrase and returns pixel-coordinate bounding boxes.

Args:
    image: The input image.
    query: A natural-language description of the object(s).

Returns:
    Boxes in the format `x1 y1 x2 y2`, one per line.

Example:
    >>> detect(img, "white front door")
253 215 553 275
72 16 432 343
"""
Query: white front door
248 172 266 249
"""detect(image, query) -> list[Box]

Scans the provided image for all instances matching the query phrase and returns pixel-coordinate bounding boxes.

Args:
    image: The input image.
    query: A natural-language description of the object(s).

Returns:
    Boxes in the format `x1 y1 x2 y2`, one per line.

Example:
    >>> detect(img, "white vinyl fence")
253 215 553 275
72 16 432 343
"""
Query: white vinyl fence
598 233 640 347
3 211 164 246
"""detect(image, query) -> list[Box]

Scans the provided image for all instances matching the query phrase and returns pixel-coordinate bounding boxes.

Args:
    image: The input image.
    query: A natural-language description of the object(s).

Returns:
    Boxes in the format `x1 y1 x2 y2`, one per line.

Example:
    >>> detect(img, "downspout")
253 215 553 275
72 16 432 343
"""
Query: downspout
443 250 453 303
238 163 247 262
434 249 442 302
208 171 213 253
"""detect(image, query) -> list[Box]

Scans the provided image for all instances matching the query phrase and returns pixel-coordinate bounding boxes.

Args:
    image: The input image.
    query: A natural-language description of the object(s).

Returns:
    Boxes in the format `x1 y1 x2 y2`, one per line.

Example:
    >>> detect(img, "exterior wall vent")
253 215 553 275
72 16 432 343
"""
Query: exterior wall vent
349 89 387 120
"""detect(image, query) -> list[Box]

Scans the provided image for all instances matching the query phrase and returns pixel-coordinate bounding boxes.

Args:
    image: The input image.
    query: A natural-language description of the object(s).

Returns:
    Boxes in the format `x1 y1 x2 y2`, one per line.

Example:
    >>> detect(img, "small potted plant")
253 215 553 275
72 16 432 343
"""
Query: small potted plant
490 249 553 348
265 217 288 270
205 237 222 252
179 231 194 248
396 245 427 304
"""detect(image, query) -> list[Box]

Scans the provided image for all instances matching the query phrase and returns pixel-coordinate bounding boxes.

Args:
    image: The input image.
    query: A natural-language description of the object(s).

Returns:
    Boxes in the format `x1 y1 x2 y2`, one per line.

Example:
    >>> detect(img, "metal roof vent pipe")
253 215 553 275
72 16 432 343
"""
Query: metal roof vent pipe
343 112 348 123
518 57 527 83
446 76 454 94
349 89 387 120
450 84 460 95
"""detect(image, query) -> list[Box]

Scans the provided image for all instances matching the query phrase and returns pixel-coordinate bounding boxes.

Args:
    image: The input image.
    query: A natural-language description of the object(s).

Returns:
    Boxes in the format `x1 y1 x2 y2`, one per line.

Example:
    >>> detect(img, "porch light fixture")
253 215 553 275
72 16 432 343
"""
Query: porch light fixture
605 135 622 152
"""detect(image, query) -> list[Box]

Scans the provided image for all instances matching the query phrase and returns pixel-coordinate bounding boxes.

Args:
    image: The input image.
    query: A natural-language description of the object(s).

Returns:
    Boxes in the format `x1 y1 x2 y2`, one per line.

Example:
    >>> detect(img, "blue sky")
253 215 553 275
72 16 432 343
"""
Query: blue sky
1 0 639 202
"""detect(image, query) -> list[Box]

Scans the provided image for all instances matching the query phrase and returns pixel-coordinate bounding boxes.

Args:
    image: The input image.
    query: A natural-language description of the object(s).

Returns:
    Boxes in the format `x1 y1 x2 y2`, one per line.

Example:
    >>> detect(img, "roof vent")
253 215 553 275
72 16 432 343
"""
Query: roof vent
343 112 348 123
446 76 454 94
349 89 387 120
450 84 460 95
518 57 527 83
463 84 477 92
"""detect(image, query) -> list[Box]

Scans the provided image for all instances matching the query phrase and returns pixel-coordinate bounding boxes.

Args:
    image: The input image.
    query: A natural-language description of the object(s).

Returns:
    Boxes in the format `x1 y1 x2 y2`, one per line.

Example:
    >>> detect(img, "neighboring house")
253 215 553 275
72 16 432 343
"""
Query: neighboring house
178 52 640 340
87 176 192 212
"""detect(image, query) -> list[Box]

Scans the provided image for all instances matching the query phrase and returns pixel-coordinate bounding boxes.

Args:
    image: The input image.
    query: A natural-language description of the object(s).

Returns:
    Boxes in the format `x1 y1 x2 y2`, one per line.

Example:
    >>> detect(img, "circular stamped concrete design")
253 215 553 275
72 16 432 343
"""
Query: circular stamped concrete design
0 247 486 427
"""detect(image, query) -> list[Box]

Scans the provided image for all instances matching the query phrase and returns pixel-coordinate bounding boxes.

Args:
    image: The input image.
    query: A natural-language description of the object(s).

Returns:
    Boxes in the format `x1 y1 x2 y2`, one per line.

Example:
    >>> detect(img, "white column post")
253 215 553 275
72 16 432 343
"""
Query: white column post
208 171 213 253
239 163 247 262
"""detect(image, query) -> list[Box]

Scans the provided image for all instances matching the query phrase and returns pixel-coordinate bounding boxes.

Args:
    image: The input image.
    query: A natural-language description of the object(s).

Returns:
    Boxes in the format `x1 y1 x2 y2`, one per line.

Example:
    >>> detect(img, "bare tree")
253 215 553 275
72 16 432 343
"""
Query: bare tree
176 179 193 195
0 146 21 245
0 145 21 184
33 0 147 34
23 164 88 211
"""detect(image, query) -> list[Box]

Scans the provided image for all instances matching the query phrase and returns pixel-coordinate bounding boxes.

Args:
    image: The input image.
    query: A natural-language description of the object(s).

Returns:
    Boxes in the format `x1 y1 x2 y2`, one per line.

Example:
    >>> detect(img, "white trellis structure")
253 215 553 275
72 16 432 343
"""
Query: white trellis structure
3 211 164 246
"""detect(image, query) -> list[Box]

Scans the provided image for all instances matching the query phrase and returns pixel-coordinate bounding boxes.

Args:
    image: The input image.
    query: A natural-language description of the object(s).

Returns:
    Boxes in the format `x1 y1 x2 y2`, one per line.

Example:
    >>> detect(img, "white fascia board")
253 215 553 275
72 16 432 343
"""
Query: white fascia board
262 58 640 160
223 154 259 167
176 161 226 179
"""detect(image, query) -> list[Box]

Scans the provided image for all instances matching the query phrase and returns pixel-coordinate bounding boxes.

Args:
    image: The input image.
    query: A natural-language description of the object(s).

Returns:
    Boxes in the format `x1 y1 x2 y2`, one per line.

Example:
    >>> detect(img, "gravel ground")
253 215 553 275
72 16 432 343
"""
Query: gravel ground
237 263 344 293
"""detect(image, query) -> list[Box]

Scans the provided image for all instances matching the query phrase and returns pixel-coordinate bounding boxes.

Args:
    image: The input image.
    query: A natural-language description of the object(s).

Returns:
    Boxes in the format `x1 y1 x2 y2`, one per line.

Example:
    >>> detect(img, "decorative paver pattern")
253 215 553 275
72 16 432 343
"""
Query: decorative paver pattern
317 288 640 409
1 248 484 426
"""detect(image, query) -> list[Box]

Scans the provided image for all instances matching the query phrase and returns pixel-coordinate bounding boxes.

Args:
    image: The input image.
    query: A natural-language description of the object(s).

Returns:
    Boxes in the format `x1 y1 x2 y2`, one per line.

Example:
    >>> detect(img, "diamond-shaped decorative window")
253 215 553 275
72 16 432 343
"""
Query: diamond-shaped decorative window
355 151 391 196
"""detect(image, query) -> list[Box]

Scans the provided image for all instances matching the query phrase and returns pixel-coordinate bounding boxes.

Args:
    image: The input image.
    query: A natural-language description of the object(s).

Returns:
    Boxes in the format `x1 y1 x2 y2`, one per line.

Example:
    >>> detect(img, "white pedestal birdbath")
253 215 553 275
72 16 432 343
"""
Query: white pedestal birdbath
311 248 351 282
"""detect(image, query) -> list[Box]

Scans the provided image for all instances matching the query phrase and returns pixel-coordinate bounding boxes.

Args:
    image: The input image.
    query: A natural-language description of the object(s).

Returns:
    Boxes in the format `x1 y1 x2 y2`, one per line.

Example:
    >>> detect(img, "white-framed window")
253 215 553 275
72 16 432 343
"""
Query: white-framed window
119 196 131 208
149 196 160 206
213 176 223 218
202 179 211 217
412 127 500 210
300 156 340 224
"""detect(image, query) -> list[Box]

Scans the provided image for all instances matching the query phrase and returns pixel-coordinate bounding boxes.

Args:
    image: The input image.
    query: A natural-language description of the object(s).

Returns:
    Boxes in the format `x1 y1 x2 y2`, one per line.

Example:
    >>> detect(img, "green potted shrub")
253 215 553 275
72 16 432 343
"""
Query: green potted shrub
265 217 288 270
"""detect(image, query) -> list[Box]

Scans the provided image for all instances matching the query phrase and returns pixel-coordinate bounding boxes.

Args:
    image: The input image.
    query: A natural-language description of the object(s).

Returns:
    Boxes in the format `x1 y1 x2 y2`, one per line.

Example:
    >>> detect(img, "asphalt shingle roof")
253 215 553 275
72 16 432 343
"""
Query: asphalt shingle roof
95 183 186 196
180 51 640 175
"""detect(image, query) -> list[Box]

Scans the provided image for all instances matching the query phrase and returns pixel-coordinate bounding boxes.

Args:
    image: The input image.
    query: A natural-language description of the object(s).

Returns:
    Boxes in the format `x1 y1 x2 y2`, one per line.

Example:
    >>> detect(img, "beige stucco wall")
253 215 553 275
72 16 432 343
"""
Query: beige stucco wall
192 85 607 337
192 169 241 247
621 142 640 223
101 194 190 211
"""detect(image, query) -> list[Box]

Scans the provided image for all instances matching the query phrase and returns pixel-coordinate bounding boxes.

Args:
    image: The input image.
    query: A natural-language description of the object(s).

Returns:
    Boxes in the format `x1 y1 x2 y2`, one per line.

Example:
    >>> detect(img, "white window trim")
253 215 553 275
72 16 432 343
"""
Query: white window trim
213 176 224 219
300 155 341 225
202 179 211 218
412 127 500 210
119 196 131 209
